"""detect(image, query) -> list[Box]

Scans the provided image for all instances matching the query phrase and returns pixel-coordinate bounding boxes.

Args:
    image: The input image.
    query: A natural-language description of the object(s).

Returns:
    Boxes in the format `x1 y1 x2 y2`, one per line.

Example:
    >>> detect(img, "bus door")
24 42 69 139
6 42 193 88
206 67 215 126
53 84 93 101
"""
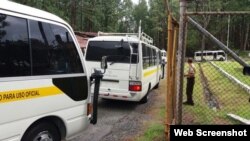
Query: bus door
213 52 218 60
129 42 140 81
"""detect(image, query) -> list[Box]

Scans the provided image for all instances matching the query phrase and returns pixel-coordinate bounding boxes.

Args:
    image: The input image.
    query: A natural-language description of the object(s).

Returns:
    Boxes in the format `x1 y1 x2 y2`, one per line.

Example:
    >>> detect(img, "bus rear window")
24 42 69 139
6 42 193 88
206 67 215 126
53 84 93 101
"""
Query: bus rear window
86 41 133 63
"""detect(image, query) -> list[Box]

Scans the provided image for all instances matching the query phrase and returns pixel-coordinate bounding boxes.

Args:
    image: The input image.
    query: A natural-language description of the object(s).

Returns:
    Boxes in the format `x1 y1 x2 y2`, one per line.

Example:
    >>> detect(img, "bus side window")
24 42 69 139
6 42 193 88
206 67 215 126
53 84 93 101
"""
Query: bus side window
0 14 31 77
207 52 213 56
147 46 152 67
50 24 83 73
158 51 162 64
150 47 155 66
153 49 156 66
142 43 148 69
30 20 83 75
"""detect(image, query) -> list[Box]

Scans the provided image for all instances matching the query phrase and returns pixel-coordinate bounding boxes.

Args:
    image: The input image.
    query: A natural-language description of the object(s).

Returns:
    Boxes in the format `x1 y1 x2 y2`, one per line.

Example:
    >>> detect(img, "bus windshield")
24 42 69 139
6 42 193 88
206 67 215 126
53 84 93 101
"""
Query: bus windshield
218 52 225 56
86 41 138 64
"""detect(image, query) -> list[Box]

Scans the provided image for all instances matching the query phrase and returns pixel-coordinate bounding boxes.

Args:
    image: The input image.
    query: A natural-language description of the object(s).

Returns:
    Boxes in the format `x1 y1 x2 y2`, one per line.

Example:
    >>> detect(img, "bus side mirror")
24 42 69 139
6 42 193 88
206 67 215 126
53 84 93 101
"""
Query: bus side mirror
101 56 108 70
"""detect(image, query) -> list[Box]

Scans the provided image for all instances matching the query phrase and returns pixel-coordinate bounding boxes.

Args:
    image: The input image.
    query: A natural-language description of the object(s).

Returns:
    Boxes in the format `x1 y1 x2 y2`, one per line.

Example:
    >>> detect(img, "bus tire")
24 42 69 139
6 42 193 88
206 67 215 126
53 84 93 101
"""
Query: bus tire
154 77 161 89
140 85 151 104
154 83 159 89
21 121 61 141
219 58 224 61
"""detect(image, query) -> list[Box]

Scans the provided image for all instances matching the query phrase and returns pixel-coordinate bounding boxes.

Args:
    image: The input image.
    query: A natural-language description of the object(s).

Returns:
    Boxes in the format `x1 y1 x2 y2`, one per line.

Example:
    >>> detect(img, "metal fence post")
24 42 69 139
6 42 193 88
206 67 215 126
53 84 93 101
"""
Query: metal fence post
166 14 173 140
176 0 188 125
173 26 179 124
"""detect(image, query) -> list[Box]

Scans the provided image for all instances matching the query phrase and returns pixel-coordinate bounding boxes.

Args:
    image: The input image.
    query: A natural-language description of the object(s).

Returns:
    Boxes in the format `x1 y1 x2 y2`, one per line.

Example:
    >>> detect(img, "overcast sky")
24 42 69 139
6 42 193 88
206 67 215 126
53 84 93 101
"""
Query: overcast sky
131 0 139 4
131 0 149 5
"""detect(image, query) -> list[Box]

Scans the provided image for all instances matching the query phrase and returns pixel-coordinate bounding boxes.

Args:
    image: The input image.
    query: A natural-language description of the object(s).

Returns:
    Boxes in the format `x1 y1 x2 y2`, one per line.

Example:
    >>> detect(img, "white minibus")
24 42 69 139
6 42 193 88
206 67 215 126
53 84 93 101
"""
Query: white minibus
0 1 102 141
194 50 227 61
85 30 163 103
161 49 167 64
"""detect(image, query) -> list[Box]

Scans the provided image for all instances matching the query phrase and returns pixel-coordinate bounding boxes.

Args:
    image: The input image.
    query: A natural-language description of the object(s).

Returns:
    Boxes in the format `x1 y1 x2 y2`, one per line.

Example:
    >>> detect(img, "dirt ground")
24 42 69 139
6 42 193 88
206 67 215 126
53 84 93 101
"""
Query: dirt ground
69 79 166 141
126 78 166 141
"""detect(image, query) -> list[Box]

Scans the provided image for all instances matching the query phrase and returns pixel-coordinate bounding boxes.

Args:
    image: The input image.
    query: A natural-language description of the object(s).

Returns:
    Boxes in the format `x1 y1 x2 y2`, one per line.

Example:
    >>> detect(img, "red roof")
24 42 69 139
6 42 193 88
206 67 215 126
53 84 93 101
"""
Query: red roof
75 35 88 48
74 31 97 48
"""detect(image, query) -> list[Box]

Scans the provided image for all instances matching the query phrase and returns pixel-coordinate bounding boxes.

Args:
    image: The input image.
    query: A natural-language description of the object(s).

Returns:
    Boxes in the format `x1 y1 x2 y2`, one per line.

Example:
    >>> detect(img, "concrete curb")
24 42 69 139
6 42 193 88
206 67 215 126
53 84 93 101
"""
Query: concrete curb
210 62 250 95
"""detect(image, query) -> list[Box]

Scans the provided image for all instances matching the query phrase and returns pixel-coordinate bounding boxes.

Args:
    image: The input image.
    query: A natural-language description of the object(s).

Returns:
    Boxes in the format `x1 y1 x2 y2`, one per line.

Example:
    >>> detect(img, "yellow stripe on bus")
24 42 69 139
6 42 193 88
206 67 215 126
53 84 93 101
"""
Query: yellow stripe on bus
143 68 158 78
0 86 63 103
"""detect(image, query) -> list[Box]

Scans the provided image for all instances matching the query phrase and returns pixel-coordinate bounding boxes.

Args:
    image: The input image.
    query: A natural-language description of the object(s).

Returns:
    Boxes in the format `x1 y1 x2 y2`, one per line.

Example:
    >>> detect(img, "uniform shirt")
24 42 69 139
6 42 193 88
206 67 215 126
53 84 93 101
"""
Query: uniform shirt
187 64 195 78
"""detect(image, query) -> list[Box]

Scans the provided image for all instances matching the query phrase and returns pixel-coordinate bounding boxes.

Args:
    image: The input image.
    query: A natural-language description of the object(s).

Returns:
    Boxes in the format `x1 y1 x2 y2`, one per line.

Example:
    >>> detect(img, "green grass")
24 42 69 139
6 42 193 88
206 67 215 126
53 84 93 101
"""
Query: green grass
227 49 250 61
183 63 216 124
137 124 165 141
136 106 166 141
159 106 166 118
135 106 166 141
135 81 166 141
204 63 247 121
232 50 250 60
214 61 250 86
182 62 250 124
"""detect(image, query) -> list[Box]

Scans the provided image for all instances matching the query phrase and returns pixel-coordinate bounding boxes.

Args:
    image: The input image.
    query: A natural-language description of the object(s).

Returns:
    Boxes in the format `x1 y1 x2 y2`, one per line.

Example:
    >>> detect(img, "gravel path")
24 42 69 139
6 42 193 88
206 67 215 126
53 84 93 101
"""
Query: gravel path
69 90 158 141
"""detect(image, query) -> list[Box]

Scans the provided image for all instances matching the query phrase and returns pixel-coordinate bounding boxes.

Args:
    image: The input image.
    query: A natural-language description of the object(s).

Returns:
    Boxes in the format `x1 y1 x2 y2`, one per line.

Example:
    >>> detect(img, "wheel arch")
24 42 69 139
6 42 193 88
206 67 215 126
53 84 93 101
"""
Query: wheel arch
21 116 67 140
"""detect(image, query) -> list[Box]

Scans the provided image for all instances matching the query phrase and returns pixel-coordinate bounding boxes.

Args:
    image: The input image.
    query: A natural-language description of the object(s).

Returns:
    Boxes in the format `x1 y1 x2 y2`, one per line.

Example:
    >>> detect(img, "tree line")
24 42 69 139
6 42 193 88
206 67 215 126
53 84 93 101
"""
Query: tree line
184 0 250 56
12 0 249 54
12 0 166 49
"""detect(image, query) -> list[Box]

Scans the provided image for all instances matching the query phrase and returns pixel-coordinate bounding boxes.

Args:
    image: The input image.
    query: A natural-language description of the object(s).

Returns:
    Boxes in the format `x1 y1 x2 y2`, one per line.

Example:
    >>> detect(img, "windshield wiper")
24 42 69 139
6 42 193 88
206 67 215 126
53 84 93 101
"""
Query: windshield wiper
110 56 129 65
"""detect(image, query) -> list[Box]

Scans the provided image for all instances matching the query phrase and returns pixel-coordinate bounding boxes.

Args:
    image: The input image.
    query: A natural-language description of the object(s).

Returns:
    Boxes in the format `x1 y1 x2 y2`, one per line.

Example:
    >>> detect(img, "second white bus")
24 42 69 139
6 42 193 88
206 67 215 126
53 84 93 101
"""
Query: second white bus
194 50 227 61
161 49 167 64
85 31 163 103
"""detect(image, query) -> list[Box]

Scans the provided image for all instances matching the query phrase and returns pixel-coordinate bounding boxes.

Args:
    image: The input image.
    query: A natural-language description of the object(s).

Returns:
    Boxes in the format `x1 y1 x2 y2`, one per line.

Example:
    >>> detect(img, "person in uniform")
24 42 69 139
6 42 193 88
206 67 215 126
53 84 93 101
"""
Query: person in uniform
183 58 196 106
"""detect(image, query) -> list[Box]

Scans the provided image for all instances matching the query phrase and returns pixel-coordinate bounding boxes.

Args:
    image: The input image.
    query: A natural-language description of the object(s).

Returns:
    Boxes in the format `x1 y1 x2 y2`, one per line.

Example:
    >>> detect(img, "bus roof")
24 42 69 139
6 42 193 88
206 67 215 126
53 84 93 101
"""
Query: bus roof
88 36 161 50
0 1 69 26
195 50 225 53
88 36 140 43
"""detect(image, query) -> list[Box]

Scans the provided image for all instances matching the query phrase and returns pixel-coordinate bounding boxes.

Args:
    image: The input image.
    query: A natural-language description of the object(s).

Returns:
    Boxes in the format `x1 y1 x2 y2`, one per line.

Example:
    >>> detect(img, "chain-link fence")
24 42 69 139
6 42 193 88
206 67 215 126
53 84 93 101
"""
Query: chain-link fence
165 2 250 140
176 1 250 125
182 47 250 125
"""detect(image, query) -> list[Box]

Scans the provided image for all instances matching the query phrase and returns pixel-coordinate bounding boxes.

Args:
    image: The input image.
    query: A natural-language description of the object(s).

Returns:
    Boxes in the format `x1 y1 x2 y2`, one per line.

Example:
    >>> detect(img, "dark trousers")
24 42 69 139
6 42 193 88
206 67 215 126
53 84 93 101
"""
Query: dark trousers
186 77 195 103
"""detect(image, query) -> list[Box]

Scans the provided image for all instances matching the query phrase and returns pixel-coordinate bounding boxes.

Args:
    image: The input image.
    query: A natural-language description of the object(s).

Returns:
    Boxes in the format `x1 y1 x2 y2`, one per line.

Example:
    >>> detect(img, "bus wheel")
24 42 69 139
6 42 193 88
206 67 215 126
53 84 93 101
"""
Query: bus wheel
154 78 161 89
21 121 61 141
219 58 224 61
140 85 151 104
